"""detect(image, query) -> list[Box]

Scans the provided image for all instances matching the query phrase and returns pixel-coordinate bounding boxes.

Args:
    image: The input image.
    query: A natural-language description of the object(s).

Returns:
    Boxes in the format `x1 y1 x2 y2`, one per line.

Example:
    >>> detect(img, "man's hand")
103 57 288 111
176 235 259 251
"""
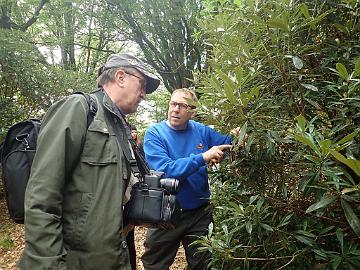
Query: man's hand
202 144 232 164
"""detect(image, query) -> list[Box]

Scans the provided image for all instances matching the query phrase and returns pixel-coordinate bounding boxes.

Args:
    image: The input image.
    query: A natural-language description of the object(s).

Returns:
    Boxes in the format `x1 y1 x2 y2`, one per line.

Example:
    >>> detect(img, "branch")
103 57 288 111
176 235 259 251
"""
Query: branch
227 254 296 261
73 42 118 54
33 41 118 54
21 0 49 31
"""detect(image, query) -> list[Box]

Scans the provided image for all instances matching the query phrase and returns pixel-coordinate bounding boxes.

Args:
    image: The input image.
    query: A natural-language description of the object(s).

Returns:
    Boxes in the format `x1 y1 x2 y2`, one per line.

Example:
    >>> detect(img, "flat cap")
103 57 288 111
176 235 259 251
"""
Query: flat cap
102 53 160 93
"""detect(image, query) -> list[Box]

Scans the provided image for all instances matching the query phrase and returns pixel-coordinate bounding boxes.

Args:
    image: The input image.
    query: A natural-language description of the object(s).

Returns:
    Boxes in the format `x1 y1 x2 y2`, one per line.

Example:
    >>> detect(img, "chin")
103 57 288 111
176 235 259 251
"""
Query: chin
128 106 139 114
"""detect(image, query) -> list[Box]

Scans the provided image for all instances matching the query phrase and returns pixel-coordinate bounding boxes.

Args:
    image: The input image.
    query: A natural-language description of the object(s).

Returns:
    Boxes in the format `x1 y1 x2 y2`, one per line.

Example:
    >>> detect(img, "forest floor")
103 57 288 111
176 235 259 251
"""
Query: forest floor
0 196 186 270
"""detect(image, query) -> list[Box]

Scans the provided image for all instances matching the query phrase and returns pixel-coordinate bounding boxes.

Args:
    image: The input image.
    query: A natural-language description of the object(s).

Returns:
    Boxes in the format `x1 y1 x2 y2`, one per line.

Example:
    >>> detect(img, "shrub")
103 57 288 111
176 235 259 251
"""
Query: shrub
195 0 360 269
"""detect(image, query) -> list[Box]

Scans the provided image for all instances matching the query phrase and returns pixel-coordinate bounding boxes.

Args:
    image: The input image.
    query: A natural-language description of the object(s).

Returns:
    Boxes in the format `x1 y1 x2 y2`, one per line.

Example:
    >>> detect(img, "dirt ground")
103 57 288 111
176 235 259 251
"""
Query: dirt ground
0 198 186 270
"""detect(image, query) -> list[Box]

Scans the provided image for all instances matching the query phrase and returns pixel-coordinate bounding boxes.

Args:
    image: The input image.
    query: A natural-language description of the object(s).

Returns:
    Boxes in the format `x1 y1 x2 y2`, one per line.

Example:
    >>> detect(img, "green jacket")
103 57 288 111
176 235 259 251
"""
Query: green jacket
19 92 132 270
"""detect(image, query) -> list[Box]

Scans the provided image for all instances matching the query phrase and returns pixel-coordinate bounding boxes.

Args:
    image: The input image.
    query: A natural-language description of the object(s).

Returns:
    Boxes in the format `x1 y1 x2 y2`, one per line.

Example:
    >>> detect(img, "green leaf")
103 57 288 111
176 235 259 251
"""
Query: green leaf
296 230 316 238
294 133 321 156
336 63 350 80
320 139 333 148
224 84 237 104
294 234 315 247
267 17 289 32
278 213 293 227
248 85 260 99
236 122 248 147
330 255 342 270
319 139 332 156
301 83 318 92
228 202 244 214
249 195 258 204
246 221 253 234
341 199 360 238
334 23 349 34
313 249 327 259
260 223 273 232
350 250 360 256
304 97 321 109
209 76 222 90
217 70 237 103
234 66 243 84
256 197 265 210
330 150 360 176
320 226 335 234
292 56 303 69
341 187 360 195
234 0 242 7
336 131 358 145
336 228 344 253
295 115 307 131
305 195 336 213
307 10 331 27
354 57 360 77
299 3 310 19
222 224 228 236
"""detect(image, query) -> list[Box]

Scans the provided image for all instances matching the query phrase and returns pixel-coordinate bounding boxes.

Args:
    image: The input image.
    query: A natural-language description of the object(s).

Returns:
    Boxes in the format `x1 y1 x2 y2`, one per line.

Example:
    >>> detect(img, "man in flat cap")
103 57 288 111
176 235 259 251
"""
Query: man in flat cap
19 53 160 270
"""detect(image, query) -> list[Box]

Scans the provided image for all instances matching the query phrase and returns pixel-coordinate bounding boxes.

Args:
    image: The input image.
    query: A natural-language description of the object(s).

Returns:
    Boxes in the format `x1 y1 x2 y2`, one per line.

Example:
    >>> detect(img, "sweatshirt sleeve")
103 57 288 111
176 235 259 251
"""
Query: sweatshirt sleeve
207 125 233 146
20 95 89 269
144 126 206 179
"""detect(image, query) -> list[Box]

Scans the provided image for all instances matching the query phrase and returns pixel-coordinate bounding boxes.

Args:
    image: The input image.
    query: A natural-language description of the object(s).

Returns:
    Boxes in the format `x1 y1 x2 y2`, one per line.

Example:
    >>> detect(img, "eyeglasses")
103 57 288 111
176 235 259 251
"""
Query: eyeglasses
124 71 147 90
169 101 195 110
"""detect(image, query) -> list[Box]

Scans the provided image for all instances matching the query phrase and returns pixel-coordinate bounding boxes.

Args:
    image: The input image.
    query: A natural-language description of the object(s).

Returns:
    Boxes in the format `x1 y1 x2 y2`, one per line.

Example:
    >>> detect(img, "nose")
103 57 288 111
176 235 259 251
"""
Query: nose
172 104 180 111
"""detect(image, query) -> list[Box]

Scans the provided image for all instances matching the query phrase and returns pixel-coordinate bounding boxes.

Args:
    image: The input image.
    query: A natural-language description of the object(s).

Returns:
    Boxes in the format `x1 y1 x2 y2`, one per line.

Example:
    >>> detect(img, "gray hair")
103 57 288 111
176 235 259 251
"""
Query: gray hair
96 67 139 87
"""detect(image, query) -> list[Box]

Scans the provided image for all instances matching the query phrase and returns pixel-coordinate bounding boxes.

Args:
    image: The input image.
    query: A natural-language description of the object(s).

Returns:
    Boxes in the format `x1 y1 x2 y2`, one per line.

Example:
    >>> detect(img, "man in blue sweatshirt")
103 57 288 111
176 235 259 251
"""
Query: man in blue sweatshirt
141 88 232 270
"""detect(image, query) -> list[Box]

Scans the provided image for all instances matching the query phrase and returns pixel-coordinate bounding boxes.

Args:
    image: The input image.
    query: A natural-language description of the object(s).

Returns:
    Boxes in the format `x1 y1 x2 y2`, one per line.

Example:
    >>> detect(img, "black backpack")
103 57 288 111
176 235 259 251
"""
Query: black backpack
0 93 97 223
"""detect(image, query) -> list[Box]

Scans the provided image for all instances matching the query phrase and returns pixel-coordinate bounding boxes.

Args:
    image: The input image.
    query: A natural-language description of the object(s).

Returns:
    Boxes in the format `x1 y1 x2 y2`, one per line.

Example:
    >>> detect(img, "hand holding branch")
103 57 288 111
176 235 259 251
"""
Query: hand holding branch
202 144 232 164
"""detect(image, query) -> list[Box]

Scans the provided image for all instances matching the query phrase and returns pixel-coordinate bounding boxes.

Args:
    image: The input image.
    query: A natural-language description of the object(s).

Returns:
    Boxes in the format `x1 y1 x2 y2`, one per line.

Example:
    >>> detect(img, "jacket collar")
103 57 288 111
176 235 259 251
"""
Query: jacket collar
101 90 123 119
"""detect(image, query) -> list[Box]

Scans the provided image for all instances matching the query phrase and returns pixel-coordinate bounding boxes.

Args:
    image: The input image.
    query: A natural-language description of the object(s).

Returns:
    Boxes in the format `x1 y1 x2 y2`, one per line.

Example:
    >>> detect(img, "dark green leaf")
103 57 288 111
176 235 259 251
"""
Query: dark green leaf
341 199 360 238
293 56 303 69
301 83 318 92
260 223 273 232
305 195 336 213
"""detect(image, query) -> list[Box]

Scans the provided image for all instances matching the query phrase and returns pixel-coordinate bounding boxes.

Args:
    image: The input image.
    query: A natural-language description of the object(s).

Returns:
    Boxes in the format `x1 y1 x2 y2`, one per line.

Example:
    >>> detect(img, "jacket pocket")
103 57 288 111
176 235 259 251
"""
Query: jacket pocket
81 122 118 165
63 192 95 250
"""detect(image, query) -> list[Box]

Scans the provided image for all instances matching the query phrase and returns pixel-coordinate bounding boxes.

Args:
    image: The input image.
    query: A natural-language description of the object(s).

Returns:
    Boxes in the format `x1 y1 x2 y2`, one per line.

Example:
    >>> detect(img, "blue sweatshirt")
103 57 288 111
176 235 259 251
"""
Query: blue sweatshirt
144 120 232 210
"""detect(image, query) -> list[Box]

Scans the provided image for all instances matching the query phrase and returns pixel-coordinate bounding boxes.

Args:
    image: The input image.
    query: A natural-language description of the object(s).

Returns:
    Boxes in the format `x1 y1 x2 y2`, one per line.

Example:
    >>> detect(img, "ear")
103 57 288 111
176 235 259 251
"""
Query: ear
190 111 196 118
115 69 126 86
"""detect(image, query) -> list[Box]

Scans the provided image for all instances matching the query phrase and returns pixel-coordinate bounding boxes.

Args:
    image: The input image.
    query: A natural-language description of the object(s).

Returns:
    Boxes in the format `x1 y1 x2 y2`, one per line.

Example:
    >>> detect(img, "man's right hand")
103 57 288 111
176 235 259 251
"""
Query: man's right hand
202 144 232 164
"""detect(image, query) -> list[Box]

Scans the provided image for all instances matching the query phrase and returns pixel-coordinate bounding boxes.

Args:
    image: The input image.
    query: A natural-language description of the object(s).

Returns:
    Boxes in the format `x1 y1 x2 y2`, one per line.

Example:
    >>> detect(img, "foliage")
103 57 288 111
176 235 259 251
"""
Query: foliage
0 234 14 250
1 0 202 141
0 28 96 139
34 0 128 72
0 0 48 31
0 0 126 138
195 0 360 269
107 0 206 91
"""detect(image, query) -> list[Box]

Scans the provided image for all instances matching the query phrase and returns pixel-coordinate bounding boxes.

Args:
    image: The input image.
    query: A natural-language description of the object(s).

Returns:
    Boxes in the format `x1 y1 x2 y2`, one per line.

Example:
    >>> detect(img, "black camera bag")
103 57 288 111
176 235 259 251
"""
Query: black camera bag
126 182 181 229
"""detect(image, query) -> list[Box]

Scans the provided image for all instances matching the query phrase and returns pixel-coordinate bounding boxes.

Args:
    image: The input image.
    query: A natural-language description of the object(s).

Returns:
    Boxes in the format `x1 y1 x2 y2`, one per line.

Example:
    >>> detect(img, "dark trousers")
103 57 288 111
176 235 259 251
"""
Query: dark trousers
126 228 136 270
141 204 212 270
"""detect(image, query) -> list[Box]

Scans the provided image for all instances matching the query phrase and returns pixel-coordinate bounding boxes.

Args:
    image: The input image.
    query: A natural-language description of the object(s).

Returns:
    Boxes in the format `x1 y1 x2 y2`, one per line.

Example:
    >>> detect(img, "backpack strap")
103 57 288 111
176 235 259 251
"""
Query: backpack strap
65 92 98 179
72 92 97 128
